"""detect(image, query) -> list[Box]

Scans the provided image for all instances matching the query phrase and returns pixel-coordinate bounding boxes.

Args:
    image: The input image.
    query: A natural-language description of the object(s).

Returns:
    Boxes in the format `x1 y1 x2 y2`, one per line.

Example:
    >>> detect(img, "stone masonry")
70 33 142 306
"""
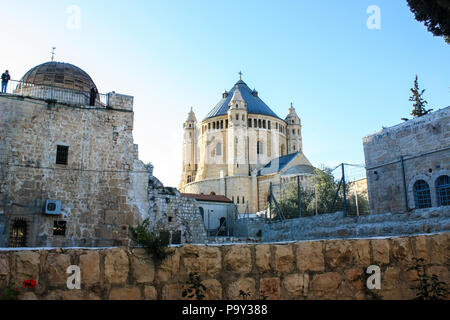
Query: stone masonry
0 232 448 300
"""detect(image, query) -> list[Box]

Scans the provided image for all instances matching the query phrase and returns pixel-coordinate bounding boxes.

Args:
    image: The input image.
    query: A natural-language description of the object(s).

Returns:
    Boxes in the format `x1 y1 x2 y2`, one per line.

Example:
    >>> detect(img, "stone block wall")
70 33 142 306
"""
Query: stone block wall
262 207 450 243
0 232 448 300
363 107 450 214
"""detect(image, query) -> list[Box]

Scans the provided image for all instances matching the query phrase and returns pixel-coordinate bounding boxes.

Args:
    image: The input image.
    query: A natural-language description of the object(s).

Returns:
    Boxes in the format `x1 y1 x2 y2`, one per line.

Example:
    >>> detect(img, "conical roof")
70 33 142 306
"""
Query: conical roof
205 80 281 120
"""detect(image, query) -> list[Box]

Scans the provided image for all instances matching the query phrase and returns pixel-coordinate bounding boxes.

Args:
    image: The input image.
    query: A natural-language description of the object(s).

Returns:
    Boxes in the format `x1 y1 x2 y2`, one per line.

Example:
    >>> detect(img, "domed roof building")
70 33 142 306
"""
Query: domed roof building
20 61 97 92
180 76 315 215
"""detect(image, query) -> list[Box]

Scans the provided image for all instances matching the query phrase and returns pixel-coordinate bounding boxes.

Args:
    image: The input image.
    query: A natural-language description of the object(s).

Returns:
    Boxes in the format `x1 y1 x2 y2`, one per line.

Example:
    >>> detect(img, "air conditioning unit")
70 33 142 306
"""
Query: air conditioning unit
45 200 61 215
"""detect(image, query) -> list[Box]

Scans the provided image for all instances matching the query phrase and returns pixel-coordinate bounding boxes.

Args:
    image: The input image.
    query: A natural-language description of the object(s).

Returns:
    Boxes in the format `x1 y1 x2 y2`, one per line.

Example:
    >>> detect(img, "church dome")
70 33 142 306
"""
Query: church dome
20 61 97 92
204 79 281 120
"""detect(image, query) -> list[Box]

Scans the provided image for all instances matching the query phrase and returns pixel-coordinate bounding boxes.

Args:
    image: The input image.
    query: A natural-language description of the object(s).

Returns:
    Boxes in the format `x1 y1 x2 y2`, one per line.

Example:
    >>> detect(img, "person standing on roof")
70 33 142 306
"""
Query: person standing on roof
1 70 10 93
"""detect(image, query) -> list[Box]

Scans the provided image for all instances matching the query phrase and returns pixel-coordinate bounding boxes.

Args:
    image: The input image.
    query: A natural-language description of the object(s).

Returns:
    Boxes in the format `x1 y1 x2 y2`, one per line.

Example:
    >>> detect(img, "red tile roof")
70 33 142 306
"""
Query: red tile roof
181 193 233 203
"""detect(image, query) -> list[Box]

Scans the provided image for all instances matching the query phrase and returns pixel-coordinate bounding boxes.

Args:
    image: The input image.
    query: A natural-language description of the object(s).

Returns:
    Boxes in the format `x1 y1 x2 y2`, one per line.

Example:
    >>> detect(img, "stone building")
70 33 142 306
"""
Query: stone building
0 61 205 247
179 77 315 213
363 106 450 214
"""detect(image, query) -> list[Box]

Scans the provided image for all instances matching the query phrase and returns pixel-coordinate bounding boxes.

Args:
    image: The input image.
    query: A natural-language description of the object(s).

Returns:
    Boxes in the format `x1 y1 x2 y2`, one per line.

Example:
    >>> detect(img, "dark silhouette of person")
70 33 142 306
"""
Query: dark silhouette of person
1 70 10 93
89 86 98 106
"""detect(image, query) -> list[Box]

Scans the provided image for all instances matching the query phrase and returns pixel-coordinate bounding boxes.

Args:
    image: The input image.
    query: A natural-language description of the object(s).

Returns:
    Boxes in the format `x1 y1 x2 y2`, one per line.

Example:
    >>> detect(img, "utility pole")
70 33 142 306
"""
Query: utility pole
297 176 301 218
354 189 359 216
315 185 318 215
342 163 347 217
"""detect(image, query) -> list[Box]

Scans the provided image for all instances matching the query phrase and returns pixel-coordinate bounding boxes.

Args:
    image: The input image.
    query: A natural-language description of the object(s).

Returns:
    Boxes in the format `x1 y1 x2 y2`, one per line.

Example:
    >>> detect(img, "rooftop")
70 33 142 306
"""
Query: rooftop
181 193 233 203
204 79 282 120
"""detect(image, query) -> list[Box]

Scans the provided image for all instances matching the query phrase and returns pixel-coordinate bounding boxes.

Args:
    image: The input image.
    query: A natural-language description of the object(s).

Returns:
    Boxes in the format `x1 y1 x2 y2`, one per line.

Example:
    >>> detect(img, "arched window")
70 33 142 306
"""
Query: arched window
213 122 216 130
293 145 296 151
248 119 252 127
237 196 240 204
413 180 432 208
216 142 222 156
258 119 262 128
257 141 263 155
280 144 285 156
187 175 192 183
436 175 450 206
210 192 216 196
220 120 223 129
254 119 257 127
236 114 239 121
10 219 27 247
268 121 271 130
263 120 266 129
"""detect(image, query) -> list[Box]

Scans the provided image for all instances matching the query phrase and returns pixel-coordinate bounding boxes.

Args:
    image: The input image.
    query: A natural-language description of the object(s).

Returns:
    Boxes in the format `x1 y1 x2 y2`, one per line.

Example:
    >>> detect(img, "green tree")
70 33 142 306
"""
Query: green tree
277 181 314 219
407 0 450 44
409 75 432 118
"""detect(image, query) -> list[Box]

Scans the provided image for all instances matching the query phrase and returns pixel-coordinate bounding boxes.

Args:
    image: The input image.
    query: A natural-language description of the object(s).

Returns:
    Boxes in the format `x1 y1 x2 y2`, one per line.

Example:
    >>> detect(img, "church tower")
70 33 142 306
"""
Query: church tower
227 85 249 176
285 103 303 154
182 108 197 185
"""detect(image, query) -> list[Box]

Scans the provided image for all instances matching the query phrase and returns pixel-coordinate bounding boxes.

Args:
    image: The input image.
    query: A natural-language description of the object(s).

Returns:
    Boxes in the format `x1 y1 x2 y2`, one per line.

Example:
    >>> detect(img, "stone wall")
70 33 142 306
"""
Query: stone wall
0 232 448 300
363 107 450 214
262 207 450 243
0 95 149 247
146 171 206 244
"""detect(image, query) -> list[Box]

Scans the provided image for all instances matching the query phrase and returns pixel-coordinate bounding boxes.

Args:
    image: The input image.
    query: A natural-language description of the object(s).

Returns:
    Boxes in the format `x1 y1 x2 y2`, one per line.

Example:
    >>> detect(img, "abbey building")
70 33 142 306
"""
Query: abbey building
180 77 316 213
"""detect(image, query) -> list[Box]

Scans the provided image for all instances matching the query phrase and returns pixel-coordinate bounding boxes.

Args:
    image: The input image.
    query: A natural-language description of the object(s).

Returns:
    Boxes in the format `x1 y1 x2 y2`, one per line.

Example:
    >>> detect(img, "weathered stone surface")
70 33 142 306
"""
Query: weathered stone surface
14 251 40 286
429 233 449 265
156 249 180 283
227 278 256 300
413 235 429 262
296 241 324 272
109 287 142 300
282 274 307 299
311 272 341 292
382 267 400 290
224 246 252 273
79 251 100 286
273 245 294 273
20 292 38 300
260 278 280 300
390 237 413 264
181 246 221 275
371 239 390 265
0 254 10 287
202 279 222 300
162 283 182 300
45 290 85 300
255 245 271 272
104 248 129 285
131 250 155 284
352 240 371 266
144 285 158 300
46 253 71 286
324 240 353 269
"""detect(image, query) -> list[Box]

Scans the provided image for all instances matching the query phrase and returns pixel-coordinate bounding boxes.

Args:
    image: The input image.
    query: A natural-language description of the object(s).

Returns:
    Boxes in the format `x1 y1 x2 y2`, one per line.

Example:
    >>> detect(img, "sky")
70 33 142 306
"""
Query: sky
0 0 449 187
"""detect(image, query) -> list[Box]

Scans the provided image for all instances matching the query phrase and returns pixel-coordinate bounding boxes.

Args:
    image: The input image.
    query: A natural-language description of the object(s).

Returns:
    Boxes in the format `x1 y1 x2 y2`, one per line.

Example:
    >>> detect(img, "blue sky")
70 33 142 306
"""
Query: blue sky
1 0 449 186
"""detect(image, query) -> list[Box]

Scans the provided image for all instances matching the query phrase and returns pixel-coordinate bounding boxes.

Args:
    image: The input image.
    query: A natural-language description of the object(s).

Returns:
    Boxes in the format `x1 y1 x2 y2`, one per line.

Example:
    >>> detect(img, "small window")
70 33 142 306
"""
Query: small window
413 180 432 209
248 119 252 127
56 145 69 165
237 196 240 204
236 114 239 121
216 143 222 156
436 175 450 206
257 141 263 155
168 216 173 223
53 221 66 236
242 196 245 204
268 121 271 130
171 230 181 244
10 219 27 247
254 119 257 127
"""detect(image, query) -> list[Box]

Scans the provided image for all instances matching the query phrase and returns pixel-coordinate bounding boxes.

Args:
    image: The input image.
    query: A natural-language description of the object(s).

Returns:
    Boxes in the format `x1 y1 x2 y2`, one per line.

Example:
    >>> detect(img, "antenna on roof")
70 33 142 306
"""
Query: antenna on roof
51 47 56 61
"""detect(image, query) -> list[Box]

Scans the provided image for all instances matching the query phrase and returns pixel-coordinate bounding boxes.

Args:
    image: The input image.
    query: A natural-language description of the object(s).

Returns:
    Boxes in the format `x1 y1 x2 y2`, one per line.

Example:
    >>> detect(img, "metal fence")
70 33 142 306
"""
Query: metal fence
0 79 109 107
267 163 370 220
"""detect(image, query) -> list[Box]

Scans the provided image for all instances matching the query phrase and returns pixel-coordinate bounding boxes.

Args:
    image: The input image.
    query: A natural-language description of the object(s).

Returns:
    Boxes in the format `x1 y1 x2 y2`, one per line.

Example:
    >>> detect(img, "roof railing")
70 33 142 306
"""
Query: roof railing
0 79 109 108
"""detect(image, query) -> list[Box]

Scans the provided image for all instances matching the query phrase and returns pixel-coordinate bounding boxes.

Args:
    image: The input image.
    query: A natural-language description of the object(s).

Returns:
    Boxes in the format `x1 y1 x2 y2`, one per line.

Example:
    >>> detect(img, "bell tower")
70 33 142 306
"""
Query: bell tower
285 103 302 154
181 107 197 186
227 85 249 176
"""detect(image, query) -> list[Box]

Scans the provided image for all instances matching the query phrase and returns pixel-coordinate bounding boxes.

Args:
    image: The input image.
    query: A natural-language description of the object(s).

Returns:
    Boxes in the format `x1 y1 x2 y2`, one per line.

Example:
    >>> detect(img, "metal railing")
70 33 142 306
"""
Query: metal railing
0 79 108 108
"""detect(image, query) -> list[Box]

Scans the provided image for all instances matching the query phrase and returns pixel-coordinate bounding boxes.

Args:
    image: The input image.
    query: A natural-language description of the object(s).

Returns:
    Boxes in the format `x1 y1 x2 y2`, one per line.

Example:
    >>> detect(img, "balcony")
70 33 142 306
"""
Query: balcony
0 79 109 108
